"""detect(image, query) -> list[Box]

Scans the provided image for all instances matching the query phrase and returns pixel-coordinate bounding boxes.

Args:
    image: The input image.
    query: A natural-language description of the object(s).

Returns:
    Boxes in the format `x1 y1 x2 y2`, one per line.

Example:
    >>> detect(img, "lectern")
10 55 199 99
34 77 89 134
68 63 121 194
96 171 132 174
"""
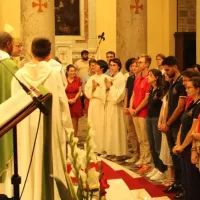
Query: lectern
0 91 52 200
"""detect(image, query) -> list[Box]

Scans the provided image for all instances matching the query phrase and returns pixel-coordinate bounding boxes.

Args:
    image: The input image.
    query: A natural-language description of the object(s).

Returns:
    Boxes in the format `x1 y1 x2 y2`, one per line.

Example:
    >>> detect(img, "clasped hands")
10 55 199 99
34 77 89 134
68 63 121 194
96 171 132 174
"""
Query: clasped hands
172 145 183 155
157 122 169 133
104 77 112 90
68 98 76 104
172 132 200 155
128 108 138 117
92 78 112 91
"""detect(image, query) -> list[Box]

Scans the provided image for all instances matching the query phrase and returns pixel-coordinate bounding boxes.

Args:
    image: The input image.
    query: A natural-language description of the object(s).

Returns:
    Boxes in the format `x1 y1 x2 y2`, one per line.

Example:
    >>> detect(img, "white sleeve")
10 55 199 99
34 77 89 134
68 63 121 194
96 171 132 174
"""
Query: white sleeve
55 71 73 129
60 68 67 89
11 71 24 96
109 76 126 104
84 77 93 99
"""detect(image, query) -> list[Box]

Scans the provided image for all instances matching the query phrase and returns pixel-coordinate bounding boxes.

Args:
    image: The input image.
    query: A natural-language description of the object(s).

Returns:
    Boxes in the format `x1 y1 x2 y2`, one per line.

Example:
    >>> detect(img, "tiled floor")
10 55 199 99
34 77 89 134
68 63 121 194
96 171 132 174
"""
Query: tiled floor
77 116 172 200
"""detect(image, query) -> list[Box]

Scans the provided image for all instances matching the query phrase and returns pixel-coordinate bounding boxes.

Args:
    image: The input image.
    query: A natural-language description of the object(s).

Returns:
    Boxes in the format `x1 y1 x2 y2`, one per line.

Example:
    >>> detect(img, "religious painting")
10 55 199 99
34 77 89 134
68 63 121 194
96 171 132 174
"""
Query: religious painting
55 0 80 35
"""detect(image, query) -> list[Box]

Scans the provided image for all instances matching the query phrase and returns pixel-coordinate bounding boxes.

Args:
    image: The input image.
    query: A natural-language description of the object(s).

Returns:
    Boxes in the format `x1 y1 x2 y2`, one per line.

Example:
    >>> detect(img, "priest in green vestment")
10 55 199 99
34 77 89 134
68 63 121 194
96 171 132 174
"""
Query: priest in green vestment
0 31 18 180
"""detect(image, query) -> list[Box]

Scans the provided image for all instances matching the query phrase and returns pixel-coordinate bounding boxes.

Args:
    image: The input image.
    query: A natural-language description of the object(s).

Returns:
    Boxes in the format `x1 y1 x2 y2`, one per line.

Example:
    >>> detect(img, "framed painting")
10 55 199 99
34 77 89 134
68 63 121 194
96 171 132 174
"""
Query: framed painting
55 0 85 40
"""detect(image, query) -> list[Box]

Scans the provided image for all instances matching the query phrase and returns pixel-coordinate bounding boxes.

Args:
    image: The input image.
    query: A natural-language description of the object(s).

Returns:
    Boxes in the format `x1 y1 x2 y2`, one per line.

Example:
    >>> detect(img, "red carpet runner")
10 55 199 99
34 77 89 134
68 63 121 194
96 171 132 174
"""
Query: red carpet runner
67 161 174 199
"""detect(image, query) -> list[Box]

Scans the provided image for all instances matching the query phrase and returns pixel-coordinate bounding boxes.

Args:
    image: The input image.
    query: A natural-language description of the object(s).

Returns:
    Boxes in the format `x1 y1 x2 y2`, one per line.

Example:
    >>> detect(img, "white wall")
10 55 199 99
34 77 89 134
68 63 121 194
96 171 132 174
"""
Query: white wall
96 0 116 60
147 0 177 68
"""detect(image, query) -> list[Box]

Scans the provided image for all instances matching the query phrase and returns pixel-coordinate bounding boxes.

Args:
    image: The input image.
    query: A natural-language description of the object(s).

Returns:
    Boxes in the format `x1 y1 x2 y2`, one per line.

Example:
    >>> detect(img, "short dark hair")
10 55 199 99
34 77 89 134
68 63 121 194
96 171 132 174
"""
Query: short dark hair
96 60 108 73
182 68 200 78
189 77 200 89
31 37 51 59
66 64 76 72
162 56 179 67
89 59 97 65
109 58 122 71
125 57 136 72
81 50 89 56
148 69 163 87
0 31 13 49
106 51 115 57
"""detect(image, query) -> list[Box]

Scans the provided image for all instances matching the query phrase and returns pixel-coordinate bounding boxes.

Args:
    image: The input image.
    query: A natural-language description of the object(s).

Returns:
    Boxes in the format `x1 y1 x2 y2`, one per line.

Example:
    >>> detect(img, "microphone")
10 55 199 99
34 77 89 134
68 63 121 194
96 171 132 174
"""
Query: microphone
0 60 49 116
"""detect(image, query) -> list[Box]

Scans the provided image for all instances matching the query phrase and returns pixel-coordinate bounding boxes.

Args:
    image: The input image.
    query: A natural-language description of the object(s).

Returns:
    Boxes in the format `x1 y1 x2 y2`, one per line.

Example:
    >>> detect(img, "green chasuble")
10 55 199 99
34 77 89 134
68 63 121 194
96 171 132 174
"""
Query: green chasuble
0 58 18 180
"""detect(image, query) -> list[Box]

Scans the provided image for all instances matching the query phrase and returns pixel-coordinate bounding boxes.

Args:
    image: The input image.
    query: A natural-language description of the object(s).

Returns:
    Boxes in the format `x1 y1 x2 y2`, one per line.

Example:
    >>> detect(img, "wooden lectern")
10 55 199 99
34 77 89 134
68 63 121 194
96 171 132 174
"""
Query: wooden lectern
0 92 52 200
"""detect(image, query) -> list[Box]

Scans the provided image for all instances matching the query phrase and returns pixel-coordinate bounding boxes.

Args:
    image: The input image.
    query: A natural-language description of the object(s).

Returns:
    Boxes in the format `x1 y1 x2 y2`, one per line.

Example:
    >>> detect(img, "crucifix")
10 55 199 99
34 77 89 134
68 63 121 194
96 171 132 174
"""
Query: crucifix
130 0 143 14
32 0 48 12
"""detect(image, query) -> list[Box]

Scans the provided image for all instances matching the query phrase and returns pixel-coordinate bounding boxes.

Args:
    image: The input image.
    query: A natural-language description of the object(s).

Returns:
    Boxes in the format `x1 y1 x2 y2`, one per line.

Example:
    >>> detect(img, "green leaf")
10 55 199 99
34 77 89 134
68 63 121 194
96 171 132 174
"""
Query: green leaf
55 127 79 200
50 175 72 200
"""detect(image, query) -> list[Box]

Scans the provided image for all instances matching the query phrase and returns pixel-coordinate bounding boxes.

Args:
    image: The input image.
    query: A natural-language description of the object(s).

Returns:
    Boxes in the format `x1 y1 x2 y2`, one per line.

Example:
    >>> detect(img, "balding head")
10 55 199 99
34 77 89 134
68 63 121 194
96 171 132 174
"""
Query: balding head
0 31 13 55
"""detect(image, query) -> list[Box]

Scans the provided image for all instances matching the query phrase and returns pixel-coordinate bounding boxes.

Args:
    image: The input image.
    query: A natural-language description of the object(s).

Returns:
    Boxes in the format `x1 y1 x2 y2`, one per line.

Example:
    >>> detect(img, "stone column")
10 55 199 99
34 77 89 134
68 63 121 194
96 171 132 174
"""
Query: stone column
21 0 55 60
116 0 147 70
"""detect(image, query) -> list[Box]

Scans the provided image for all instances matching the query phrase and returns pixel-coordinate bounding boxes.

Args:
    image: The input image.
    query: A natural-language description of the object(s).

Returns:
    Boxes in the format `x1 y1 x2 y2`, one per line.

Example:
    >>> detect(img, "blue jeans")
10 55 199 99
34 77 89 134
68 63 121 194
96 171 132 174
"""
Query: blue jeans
146 117 167 173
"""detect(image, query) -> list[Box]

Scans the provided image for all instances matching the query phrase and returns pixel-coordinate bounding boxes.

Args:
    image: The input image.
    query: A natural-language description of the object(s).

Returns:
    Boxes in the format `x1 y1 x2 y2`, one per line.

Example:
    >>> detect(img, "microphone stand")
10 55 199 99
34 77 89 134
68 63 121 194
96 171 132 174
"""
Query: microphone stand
12 126 20 200
0 125 21 200
95 32 105 57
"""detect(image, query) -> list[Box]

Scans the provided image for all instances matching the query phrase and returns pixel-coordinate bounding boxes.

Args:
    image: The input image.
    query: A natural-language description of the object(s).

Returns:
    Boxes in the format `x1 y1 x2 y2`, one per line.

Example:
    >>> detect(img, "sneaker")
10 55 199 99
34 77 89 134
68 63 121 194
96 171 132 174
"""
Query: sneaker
100 153 107 158
162 179 174 187
114 155 128 161
135 159 143 168
146 168 158 178
107 155 116 160
125 154 138 163
150 171 165 181
138 165 151 174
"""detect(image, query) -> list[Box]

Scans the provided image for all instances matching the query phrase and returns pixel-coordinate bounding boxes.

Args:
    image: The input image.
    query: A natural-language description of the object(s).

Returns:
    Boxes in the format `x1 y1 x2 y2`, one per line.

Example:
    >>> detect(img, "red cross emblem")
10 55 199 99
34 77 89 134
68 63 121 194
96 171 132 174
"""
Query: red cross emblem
32 0 48 12
130 0 143 14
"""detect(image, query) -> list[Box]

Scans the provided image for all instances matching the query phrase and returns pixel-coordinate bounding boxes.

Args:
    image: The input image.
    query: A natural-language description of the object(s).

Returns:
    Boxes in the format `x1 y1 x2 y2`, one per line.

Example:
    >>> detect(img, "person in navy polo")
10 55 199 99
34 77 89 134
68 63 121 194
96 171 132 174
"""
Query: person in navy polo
161 56 187 200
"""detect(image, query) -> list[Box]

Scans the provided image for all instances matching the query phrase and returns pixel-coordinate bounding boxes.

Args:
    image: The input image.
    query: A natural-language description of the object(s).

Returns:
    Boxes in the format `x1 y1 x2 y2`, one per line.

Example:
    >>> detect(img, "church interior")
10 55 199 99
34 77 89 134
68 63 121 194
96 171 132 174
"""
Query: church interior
0 0 199 69
0 0 200 200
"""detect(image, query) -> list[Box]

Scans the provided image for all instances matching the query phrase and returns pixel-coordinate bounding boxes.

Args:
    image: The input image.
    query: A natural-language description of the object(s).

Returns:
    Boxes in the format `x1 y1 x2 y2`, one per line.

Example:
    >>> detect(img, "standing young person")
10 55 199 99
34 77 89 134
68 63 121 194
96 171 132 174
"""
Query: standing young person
11 37 72 200
129 54 152 173
104 58 127 160
84 60 110 154
146 69 167 181
173 77 200 200
65 64 83 136
162 56 187 199
124 59 140 163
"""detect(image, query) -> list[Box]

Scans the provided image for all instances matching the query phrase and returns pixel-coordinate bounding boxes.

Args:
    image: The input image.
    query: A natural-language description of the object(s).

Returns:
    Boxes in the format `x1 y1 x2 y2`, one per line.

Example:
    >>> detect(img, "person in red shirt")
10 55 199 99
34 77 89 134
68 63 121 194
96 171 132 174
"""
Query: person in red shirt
129 54 152 173
65 64 83 136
